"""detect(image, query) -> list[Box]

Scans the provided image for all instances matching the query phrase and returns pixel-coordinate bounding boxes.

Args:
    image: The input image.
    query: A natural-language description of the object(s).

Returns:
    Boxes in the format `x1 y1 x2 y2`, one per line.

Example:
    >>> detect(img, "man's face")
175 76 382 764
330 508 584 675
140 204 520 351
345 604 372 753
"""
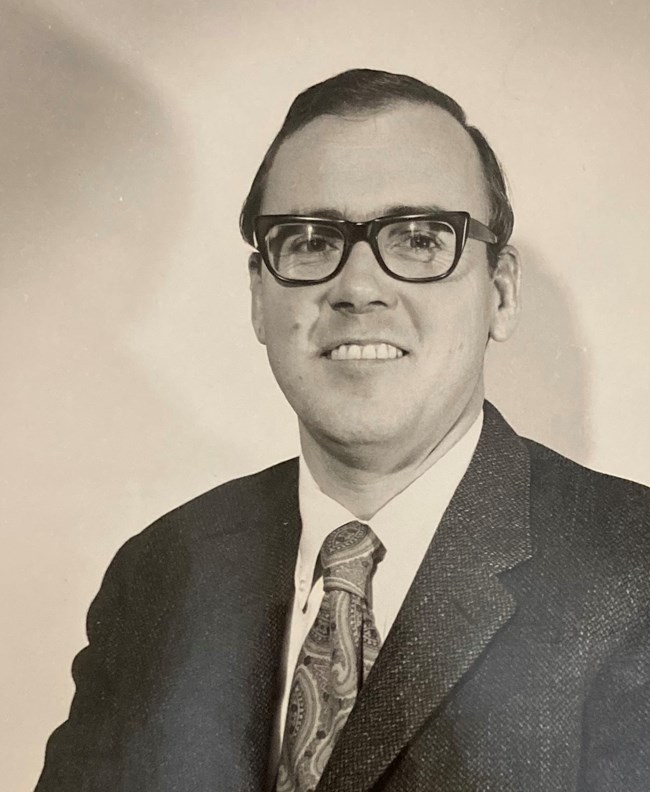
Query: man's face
250 102 519 465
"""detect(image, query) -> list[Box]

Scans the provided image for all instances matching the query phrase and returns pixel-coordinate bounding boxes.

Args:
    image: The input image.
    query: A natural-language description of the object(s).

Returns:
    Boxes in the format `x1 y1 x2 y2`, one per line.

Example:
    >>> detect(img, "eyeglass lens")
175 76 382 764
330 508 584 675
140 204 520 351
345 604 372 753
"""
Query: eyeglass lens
264 219 457 281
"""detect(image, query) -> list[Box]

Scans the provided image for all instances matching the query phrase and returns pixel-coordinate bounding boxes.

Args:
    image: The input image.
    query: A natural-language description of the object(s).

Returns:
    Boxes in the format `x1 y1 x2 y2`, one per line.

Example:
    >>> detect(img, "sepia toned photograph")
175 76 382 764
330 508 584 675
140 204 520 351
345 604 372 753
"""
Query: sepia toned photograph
2 1 649 790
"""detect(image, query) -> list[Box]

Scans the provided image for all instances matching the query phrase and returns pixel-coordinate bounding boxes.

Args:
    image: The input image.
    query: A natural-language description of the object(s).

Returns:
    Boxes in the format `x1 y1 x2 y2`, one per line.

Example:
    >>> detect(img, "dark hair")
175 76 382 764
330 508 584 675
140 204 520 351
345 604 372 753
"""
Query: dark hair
239 69 513 266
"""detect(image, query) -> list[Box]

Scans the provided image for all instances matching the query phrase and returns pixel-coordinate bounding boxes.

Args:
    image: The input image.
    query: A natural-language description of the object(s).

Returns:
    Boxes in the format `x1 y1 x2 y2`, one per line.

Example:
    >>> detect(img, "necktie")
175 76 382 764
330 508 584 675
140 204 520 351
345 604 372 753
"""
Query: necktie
276 521 384 792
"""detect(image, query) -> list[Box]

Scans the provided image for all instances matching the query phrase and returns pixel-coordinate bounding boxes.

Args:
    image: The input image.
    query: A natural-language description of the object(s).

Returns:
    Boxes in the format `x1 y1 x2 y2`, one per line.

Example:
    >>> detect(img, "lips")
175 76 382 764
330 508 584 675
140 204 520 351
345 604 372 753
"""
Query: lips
325 342 406 360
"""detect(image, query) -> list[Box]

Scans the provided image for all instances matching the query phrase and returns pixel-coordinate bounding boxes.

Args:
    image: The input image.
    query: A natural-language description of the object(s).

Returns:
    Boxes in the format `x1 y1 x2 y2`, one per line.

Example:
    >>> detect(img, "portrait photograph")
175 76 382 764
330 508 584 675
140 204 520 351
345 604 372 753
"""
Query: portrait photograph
2 0 649 790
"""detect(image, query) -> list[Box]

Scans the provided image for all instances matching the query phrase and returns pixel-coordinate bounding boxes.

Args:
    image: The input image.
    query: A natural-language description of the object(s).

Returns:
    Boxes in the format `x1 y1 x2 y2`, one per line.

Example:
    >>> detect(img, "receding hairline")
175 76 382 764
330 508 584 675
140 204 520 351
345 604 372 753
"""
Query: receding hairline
274 97 478 139
262 99 490 214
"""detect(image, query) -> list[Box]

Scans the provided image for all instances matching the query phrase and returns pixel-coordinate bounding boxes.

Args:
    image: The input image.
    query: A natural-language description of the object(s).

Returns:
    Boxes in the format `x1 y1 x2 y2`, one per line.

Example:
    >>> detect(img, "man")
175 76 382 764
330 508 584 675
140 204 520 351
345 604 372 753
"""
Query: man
36 69 650 791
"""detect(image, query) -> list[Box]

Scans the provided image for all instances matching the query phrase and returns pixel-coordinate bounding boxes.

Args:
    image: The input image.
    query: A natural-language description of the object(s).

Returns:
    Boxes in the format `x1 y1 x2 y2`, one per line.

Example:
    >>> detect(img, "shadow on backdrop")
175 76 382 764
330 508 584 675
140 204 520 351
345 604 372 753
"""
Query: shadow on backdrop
486 242 591 465
0 2 187 308
0 1 219 604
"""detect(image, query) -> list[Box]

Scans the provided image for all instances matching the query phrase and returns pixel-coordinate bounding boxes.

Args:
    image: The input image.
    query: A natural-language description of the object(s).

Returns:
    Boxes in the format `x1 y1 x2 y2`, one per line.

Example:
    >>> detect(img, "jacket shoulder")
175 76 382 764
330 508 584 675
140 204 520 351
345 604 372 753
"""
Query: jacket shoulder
105 457 299 578
523 437 650 602
524 438 650 522
150 456 298 529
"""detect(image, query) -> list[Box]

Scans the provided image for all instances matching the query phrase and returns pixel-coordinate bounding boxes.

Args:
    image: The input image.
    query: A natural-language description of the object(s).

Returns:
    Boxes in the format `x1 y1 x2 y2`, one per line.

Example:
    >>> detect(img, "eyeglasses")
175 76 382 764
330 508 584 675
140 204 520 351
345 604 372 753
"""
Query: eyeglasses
253 212 497 285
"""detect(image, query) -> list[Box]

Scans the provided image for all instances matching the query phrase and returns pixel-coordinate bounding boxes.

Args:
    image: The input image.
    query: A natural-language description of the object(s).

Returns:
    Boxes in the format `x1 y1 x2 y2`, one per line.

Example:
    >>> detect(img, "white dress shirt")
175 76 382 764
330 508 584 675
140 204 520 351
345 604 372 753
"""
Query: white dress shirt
267 411 483 780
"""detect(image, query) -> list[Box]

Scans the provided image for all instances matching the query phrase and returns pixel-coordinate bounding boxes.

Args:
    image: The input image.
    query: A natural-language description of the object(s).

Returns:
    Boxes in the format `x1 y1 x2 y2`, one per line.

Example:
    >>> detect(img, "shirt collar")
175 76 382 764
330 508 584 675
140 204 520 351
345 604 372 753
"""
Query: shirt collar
296 410 484 611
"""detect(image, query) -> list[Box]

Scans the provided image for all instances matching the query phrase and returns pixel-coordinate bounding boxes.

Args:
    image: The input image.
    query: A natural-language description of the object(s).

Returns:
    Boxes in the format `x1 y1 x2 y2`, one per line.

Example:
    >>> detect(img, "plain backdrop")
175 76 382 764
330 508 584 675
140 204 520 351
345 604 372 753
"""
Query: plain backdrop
2 0 649 788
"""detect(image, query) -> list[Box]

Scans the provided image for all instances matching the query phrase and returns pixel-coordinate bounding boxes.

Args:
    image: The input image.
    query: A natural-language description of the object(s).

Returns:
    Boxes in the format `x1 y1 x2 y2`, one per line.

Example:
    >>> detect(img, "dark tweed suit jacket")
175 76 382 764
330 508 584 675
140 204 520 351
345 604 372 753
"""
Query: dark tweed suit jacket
36 403 650 791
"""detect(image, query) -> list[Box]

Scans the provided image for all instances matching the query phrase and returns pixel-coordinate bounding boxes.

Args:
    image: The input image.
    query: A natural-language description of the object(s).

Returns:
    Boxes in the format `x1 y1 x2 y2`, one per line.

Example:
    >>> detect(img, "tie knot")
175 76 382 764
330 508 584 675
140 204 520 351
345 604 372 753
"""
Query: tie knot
320 521 383 599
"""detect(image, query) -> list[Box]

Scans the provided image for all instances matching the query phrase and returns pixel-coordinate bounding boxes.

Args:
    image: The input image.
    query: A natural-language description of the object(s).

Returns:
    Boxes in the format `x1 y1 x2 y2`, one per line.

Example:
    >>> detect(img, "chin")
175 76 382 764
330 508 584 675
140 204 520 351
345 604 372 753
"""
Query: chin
305 408 409 452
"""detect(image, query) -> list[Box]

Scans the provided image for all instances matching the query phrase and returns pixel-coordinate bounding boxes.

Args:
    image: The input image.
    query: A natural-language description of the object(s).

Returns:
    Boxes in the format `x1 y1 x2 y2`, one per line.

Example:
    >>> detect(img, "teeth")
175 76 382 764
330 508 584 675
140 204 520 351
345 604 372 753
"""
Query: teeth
329 343 404 360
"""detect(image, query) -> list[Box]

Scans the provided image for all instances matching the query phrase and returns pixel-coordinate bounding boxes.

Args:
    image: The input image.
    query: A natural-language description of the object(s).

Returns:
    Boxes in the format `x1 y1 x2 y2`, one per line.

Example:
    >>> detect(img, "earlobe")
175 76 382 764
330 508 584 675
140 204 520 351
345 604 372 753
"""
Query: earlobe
248 252 266 345
489 245 522 343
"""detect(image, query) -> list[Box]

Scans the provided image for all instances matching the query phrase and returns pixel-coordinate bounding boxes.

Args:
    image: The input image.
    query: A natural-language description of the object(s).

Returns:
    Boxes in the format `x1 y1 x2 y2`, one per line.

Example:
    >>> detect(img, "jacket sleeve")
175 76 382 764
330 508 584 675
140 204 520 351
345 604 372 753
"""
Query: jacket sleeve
34 536 141 792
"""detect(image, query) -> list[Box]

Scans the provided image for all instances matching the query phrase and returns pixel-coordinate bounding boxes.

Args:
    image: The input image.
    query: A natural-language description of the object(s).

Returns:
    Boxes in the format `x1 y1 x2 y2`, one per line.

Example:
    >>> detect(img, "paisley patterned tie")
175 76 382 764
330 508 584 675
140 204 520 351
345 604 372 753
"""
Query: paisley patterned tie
276 521 384 792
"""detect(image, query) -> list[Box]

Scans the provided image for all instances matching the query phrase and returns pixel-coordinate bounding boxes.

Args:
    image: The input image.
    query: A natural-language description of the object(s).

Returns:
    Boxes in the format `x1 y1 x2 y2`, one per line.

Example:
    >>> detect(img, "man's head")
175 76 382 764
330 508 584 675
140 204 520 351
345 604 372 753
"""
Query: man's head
243 69 521 470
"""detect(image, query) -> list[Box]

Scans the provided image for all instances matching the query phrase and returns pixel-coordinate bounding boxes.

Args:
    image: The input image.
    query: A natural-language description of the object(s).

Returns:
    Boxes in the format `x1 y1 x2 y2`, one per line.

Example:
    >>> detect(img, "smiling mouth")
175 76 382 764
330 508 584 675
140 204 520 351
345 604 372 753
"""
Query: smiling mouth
324 343 407 361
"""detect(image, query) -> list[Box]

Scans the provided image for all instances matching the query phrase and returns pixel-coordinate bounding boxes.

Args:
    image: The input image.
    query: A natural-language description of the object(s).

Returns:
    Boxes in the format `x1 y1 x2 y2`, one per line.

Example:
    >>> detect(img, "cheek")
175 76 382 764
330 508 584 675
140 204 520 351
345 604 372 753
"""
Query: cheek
261 292 320 363
417 286 491 365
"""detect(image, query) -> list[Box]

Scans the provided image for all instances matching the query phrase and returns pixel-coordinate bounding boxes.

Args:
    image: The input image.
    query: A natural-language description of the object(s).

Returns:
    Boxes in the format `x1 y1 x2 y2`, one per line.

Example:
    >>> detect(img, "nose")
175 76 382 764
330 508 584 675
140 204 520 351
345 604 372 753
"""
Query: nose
326 241 397 314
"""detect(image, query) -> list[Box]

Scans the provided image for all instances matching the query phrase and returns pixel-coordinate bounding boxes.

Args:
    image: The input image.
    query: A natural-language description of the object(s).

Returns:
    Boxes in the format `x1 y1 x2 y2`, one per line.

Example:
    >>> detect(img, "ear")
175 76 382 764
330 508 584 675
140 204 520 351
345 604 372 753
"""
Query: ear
489 245 521 342
248 252 266 345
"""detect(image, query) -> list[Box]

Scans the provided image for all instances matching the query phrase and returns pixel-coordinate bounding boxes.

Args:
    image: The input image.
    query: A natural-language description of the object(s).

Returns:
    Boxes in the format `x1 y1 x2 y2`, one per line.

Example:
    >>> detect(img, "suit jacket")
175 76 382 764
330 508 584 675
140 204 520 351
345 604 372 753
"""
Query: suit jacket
36 403 650 791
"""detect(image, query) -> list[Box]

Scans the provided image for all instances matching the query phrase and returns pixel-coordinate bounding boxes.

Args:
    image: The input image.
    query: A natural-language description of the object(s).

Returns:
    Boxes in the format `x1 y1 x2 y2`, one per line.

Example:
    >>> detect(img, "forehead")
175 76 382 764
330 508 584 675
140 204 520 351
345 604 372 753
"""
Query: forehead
261 102 489 221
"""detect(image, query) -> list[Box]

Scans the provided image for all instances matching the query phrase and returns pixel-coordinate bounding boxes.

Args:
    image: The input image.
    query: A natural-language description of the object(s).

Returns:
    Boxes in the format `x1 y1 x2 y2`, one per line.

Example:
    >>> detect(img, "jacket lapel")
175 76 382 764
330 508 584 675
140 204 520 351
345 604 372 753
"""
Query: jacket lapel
237 461 303 789
317 404 532 792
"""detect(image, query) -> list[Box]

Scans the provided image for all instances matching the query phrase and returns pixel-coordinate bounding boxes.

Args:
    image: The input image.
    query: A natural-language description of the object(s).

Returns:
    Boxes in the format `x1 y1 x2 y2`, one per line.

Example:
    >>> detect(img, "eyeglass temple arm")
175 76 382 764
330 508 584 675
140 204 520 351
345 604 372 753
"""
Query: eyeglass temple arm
467 218 498 245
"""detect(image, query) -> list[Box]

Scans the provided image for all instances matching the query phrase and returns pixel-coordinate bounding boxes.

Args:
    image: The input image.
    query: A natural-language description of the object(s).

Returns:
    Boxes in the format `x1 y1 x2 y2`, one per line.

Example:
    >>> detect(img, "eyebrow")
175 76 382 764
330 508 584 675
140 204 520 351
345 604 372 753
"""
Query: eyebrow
284 204 449 221
382 204 447 218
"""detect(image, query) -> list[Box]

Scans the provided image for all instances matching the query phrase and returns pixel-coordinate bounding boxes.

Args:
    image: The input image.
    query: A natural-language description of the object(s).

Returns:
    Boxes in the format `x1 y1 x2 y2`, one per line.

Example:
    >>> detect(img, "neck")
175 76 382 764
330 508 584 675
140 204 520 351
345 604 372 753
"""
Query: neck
299 394 483 520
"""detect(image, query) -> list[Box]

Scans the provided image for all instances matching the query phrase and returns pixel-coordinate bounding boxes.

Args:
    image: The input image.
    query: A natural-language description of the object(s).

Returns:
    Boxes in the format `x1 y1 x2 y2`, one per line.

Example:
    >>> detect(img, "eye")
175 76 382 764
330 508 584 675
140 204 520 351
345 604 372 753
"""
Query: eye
289 234 335 254
406 232 443 251
385 227 445 255
380 219 455 258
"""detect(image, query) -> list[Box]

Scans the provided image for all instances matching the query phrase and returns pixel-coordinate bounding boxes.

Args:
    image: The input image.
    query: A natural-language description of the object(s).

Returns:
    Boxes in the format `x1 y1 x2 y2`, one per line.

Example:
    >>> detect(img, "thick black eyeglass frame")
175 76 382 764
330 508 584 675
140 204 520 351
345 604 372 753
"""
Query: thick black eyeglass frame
253 212 498 285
